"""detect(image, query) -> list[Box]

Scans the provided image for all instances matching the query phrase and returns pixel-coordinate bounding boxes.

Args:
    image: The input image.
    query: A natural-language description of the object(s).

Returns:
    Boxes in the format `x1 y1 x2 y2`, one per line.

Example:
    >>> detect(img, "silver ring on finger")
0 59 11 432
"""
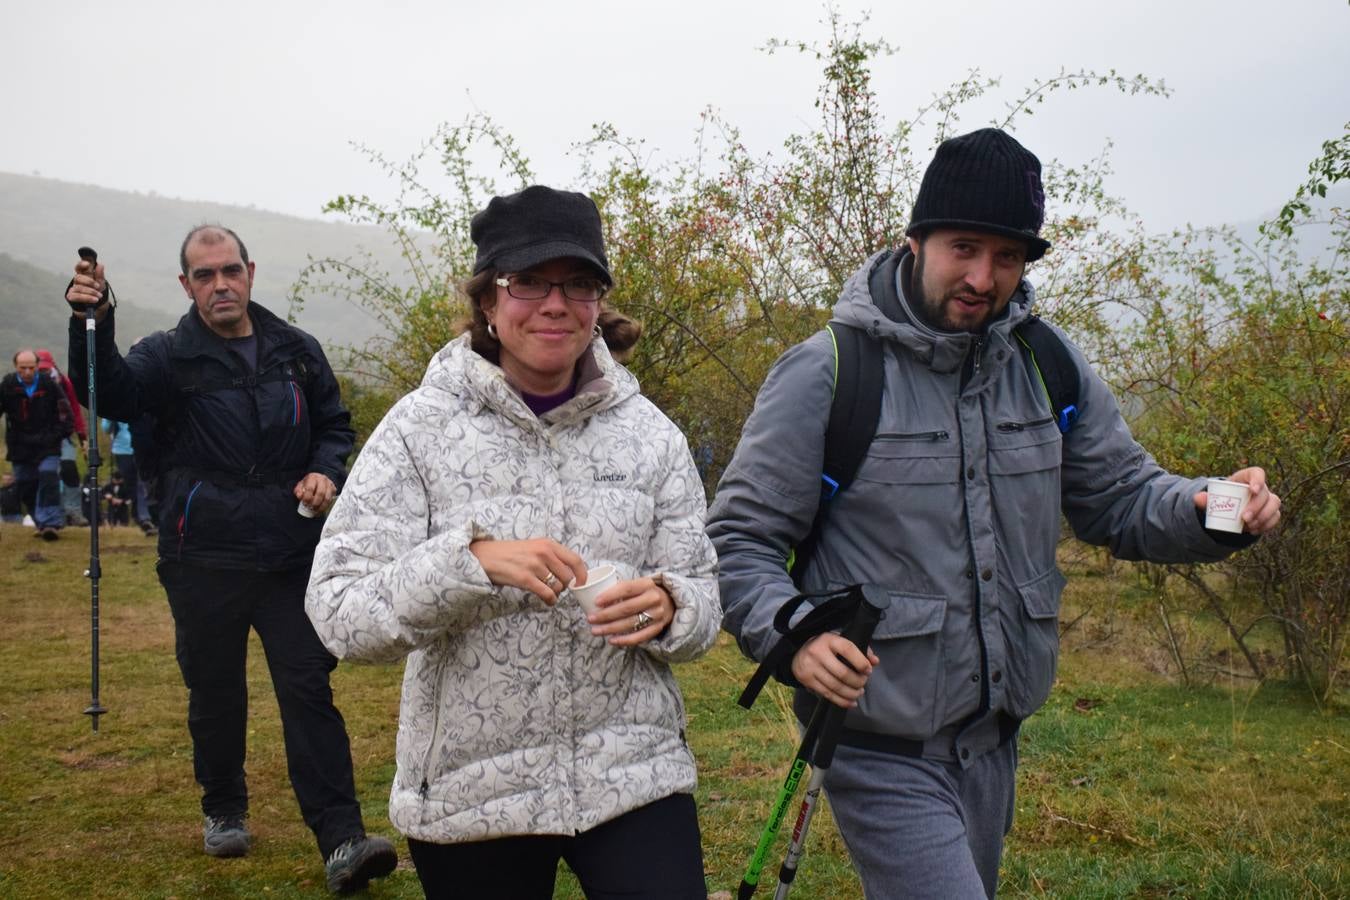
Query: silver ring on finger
633 610 654 632
543 572 560 590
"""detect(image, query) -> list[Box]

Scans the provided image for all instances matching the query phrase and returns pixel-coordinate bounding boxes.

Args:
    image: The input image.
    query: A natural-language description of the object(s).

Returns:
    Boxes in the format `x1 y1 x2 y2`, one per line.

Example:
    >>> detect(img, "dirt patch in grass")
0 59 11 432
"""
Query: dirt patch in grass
56 749 131 770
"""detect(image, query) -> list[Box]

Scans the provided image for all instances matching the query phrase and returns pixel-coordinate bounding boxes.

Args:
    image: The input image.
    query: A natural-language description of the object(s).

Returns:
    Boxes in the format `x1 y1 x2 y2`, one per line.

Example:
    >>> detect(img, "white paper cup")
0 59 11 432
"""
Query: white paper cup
297 501 320 519
569 565 617 616
1204 478 1250 533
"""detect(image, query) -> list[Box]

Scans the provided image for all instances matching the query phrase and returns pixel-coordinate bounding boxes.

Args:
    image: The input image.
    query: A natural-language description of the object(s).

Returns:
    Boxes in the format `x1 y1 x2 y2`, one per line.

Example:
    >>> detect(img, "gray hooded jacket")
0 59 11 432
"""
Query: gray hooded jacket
708 249 1245 762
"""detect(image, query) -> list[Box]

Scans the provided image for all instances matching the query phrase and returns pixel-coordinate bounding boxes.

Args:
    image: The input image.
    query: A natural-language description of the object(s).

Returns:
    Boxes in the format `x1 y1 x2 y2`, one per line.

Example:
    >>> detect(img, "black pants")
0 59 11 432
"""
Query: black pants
407 793 707 899
157 560 364 859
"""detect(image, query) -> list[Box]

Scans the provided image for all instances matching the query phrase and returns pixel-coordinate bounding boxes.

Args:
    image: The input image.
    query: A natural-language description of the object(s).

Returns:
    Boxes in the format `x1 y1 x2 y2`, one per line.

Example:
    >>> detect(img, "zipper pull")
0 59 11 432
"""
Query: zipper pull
419 779 430 800
972 337 984 374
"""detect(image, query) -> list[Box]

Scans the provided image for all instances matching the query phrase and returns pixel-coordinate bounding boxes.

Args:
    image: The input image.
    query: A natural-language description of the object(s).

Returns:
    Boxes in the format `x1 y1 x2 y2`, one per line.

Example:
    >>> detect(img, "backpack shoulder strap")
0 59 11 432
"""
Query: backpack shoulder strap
789 323 884 583
821 323 885 497
1013 316 1081 435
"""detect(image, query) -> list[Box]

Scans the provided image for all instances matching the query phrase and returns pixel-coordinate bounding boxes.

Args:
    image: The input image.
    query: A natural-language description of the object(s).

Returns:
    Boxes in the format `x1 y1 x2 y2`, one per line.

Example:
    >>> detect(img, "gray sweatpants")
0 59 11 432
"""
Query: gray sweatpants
824 738 1018 899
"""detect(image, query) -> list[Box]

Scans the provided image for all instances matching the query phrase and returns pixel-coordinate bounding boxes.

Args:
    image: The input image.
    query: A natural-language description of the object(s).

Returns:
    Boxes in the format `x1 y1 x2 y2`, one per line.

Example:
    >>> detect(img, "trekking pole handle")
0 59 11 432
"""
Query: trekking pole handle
810 584 888 769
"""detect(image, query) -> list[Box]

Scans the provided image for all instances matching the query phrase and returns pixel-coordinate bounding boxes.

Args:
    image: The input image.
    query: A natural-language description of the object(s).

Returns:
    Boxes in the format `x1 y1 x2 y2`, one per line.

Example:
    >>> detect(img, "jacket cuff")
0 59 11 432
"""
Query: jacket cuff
1191 506 1259 549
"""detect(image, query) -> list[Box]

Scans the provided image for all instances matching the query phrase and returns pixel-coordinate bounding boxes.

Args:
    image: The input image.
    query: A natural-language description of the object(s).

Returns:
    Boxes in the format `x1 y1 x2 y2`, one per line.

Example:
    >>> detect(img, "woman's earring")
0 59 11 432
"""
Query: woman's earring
487 322 499 340
592 323 602 339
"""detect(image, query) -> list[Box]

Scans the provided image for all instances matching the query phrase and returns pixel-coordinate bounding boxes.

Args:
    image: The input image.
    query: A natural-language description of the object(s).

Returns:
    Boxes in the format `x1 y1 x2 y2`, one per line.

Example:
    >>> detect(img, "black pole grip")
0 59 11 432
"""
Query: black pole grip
809 584 888 769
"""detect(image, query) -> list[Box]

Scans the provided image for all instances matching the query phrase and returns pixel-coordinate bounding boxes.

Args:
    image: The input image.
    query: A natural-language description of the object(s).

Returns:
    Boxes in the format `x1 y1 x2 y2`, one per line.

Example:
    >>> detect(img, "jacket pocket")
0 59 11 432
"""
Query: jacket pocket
857 591 948 737
999 568 1066 719
171 479 246 560
858 432 959 485
411 649 450 810
988 420 1061 475
174 480 204 558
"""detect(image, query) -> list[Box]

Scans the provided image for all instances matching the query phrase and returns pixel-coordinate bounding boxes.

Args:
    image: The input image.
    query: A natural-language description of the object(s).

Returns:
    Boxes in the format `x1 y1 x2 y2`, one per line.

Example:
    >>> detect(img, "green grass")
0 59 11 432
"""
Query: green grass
0 522 1345 898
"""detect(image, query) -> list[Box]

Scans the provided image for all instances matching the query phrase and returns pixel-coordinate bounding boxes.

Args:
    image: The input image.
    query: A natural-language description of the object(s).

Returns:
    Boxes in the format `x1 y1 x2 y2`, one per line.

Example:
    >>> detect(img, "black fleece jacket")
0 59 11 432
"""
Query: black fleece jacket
70 301 354 571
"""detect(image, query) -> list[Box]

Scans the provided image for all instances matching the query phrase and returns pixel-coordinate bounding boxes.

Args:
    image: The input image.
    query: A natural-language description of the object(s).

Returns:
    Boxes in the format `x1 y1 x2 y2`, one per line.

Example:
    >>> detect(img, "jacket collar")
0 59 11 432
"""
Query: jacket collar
426 334 638 430
168 300 303 368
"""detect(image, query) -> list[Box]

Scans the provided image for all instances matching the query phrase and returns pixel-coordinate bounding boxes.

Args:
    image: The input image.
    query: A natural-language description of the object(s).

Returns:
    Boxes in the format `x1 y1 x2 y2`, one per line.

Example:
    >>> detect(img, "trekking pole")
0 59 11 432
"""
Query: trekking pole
737 694 828 900
78 246 107 732
771 584 887 899
736 584 889 899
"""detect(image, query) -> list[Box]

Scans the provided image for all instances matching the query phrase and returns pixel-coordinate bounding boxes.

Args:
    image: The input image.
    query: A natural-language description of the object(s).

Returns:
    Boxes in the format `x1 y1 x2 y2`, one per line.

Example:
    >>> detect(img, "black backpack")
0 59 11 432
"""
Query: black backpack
787 316 1080 583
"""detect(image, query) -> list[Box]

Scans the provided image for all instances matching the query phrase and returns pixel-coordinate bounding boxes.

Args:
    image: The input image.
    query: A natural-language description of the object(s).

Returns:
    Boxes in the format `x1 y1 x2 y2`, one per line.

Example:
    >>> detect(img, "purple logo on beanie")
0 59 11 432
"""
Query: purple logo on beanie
1025 170 1045 229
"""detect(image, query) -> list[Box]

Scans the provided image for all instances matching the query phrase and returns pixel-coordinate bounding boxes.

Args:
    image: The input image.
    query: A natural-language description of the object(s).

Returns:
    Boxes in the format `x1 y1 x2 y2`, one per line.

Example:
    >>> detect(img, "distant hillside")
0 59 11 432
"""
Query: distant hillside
0 172 417 349
0 253 167 368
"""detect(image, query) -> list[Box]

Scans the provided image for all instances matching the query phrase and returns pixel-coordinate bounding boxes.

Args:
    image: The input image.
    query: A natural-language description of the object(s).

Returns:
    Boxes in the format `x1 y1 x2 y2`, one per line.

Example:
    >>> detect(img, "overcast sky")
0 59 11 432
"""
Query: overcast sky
3 1 1346 233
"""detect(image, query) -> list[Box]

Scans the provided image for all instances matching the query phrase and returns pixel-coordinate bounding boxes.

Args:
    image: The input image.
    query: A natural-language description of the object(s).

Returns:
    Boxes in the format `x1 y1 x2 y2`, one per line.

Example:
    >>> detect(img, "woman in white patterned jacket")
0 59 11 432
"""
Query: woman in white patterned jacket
306 185 721 899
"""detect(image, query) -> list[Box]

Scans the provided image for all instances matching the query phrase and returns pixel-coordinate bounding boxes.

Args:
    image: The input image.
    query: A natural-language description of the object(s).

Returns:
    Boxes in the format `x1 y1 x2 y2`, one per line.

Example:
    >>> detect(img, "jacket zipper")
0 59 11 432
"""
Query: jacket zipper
995 416 1055 433
971 336 985 376
873 430 951 442
290 381 302 426
177 480 202 560
418 654 451 801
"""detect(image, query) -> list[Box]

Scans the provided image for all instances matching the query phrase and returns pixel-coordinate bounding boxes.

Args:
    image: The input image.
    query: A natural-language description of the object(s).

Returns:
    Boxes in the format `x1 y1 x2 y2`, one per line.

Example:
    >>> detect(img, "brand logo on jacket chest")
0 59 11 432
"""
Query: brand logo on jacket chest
593 472 628 483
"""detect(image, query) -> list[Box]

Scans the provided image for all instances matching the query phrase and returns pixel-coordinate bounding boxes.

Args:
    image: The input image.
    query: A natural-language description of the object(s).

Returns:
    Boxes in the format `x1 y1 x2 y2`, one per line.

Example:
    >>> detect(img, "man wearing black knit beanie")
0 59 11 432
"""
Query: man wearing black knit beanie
710 128 1281 898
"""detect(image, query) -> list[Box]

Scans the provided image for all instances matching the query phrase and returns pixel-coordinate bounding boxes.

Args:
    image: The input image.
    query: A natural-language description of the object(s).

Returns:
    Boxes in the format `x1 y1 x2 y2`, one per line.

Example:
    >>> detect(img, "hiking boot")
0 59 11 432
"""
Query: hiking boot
40 527 59 541
139 520 158 536
203 814 251 858
325 834 397 894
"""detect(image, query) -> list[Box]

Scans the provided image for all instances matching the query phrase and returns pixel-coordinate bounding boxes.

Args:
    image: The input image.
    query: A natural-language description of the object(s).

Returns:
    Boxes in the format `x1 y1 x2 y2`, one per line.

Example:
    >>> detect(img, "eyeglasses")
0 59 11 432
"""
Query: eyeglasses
495 273 608 303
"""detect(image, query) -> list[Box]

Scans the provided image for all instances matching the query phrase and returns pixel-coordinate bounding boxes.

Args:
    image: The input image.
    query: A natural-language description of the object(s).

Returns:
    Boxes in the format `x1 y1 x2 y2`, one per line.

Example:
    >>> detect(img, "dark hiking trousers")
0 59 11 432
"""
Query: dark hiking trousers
407 793 707 899
158 559 364 859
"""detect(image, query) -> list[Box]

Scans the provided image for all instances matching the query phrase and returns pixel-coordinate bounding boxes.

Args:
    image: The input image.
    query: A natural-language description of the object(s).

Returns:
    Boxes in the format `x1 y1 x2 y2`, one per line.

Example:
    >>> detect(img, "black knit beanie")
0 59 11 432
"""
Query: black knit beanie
471 185 613 284
906 128 1051 261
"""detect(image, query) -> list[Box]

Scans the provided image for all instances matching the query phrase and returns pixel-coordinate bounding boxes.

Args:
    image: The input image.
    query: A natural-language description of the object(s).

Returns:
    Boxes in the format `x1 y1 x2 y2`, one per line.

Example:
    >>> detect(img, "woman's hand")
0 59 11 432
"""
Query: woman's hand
470 538 586 605
587 577 675 646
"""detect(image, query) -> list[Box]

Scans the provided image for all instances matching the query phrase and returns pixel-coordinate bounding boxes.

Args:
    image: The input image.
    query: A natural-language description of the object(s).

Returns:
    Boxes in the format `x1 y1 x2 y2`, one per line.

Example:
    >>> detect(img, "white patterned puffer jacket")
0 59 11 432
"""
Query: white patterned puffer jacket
306 333 721 843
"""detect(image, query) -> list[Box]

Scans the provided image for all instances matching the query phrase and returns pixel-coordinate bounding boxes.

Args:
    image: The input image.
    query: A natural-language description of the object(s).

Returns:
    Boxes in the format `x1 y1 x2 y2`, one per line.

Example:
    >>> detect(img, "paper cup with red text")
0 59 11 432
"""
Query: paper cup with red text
1204 478 1250 534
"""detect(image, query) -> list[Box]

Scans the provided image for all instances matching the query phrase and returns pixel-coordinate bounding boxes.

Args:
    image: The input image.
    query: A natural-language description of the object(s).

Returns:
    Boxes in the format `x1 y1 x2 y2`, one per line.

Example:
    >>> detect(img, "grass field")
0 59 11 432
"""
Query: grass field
0 522 1345 898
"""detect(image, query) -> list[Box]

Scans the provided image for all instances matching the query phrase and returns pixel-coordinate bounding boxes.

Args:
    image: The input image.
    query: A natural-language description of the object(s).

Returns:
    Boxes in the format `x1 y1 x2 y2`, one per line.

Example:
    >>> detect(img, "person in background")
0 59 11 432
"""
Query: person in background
64 225 396 894
101 417 156 535
2 348 73 539
707 128 1283 899
35 349 88 527
102 469 131 526
307 185 721 899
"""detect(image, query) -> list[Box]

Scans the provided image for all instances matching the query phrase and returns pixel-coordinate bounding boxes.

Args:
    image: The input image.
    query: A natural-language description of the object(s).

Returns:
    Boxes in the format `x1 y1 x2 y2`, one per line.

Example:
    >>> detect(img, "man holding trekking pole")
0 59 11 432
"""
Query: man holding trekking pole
707 129 1282 898
64 226 396 894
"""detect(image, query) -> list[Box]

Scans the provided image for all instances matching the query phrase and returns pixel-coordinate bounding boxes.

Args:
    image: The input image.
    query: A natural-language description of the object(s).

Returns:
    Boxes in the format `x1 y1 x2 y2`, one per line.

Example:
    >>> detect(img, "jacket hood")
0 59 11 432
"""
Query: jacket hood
421 333 640 428
830 248 1037 374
